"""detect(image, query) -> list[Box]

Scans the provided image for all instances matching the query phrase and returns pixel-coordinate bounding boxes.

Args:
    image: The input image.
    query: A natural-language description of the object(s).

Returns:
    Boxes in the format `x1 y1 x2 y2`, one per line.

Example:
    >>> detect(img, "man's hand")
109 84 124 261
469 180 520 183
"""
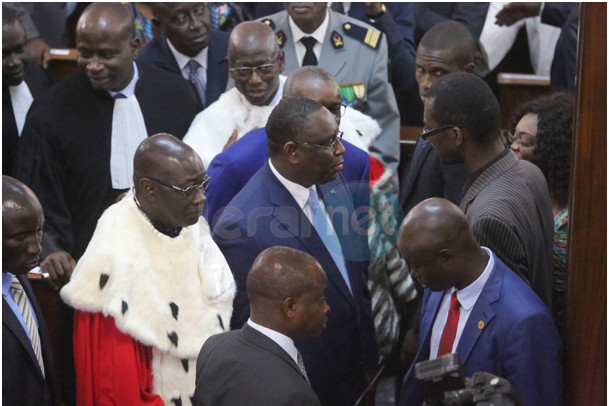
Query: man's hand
495 2 542 27
25 38 51 68
223 129 238 151
40 250 75 290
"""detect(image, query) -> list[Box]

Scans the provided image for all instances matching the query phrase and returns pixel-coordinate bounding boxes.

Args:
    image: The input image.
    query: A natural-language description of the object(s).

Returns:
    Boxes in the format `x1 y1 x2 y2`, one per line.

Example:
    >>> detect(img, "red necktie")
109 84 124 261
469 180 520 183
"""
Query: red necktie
437 292 460 357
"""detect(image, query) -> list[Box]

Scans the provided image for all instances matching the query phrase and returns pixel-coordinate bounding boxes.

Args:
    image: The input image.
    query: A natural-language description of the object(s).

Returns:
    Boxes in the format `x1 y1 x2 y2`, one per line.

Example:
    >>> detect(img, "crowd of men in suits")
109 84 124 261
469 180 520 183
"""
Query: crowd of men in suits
3 2 573 406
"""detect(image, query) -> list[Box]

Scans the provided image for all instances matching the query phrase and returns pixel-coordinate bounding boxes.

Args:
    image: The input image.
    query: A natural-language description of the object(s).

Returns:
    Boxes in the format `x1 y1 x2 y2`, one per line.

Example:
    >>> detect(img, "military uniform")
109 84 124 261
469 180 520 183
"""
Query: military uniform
259 9 401 191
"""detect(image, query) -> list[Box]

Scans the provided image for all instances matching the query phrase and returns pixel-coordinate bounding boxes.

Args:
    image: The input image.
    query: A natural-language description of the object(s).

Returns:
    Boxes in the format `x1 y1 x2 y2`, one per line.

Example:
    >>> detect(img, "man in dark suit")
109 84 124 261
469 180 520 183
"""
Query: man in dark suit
213 97 377 406
423 73 554 307
397 198 562 406
399 21 474 216
15 3 202 286
194 246 325 406
3 176 57 405
138 3 229 107
2 6 51 176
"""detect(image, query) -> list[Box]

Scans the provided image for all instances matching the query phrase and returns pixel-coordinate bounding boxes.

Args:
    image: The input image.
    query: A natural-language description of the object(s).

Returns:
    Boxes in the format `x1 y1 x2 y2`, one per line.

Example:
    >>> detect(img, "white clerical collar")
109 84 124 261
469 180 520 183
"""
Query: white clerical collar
8 80 34 135
167 38 209 72
268 158 315 212
452 247 495 311
108 61 139 98
289 8 330 45
247 319 298 364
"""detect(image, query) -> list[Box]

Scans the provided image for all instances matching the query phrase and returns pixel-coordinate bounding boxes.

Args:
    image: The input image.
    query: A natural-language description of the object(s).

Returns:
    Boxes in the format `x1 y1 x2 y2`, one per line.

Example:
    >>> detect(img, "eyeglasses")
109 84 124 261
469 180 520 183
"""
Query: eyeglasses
229 62 278 79
505 131 535 149
294 131 344 150
326 103 347 118
420 125 463 140
150 174 212 198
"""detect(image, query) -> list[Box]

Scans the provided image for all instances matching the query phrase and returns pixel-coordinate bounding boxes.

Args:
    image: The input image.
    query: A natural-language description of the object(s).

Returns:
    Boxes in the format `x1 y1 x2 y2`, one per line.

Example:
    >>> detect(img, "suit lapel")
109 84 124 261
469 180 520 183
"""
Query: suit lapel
414 291 444 362
156 37 181 73
402 138 432 199
318 11 348 78
240 323 308 383
456 262 502 365
206 31 227 103
2 295 43 377
264 164 355 304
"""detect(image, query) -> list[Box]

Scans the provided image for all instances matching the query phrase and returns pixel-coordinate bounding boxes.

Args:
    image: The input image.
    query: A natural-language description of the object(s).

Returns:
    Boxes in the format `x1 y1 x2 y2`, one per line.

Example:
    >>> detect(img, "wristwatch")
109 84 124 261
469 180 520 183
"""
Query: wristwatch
367 3 386 21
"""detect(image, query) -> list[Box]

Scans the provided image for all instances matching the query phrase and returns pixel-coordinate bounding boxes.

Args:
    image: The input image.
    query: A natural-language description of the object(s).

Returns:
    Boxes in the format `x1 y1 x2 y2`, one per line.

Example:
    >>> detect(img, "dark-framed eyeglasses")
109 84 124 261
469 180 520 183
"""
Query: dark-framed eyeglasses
229 62 278 79
420 125 464 140
326 103 348 118
294 131 344 150
150 174 212 197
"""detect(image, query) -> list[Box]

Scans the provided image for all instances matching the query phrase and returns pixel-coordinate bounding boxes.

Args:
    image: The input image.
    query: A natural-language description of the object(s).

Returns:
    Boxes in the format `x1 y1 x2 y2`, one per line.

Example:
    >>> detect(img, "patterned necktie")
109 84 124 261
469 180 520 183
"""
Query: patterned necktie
297 351 310 385
10 276 45 377
437 292 460 357
300 37 318 66
308 188 352 294
187 59 206 106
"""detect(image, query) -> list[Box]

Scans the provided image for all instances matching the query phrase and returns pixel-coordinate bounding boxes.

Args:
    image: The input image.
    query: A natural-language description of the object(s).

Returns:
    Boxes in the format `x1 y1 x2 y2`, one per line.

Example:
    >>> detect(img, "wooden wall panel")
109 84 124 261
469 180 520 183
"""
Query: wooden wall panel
564 3 607 405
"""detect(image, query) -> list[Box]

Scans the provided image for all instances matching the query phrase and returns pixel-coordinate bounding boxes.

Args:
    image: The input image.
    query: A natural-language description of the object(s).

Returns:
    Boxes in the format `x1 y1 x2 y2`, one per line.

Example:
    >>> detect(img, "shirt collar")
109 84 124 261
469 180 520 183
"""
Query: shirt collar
454 247 495 311
269 76 285 106
289 8 330 45
247 319 298 363
167 38 209 72
269 159 314 212
2 272 14 296
108 61 139 98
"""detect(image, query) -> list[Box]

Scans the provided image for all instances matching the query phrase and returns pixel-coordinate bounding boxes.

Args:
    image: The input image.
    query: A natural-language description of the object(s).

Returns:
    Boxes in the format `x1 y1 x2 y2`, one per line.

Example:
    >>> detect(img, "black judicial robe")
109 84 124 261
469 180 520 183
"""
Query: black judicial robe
14 62 203 260
3 64 52 176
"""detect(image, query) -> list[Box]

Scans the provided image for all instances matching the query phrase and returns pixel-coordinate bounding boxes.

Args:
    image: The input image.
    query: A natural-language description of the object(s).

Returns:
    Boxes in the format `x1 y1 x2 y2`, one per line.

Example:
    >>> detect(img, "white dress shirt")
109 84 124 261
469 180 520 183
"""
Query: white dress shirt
9 81 34 136
429 247 495 359
167 38 208 89
247 319 299 365
289 8 330 67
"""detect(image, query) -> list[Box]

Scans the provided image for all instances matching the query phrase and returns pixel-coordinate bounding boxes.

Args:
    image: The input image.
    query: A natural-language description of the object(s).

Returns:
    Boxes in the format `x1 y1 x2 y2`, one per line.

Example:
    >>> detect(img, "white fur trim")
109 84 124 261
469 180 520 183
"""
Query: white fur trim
61 192 235 405
340 106 381 152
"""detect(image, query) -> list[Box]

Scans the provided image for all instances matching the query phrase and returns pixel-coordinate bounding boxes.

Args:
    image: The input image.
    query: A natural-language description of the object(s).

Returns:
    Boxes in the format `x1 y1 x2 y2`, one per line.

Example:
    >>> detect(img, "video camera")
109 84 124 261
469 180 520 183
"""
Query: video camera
415 353 518 406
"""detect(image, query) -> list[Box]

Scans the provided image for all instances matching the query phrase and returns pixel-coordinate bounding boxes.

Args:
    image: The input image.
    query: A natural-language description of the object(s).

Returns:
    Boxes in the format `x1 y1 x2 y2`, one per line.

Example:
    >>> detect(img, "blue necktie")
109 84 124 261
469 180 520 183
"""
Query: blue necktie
10 276 45 377
113 93 127 99
187 59 206 106
308 188 352 294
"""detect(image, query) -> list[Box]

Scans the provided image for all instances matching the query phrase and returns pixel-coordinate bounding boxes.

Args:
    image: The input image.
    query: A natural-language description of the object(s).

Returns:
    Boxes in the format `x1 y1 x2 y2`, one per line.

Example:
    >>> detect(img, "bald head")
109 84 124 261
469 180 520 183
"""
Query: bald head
77 3 135 42
3 176 42 216
133 134 206 229
247 246 329 340
419 21 476 67
227 21 285 106
134 133 199 182
398 198 486 291
228 21 278 61
3 176 44 274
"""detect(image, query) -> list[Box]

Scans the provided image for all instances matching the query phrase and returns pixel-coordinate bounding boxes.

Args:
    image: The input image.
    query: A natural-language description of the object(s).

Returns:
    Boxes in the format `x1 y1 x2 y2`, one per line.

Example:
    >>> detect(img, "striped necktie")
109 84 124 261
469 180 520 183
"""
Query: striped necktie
10 276 45 377
297 351 310 385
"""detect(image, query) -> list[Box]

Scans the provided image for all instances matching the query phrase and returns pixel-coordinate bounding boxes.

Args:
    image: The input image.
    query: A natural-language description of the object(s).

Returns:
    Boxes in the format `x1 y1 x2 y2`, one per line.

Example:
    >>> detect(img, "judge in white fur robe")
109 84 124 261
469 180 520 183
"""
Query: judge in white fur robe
60 191 235 406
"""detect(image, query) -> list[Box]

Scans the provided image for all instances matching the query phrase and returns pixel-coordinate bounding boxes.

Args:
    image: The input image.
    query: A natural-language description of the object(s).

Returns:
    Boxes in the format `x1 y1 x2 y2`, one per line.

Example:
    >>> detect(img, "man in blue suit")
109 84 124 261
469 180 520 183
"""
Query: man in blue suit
397 198 562 406
213 97 377 406
138 3 229 107
205 66 371 228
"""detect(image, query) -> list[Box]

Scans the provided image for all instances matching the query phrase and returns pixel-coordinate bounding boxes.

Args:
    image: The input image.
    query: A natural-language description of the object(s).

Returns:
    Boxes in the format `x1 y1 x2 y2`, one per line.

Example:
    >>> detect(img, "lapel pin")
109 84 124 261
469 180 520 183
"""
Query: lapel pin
331 189 336 194
478 320 485 330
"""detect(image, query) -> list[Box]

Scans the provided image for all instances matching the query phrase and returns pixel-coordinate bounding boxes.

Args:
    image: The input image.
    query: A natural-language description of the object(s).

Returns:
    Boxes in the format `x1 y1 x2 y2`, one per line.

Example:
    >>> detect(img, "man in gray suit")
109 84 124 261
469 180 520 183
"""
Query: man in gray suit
423 73 554 307
194 246 327 406
259 3 401 191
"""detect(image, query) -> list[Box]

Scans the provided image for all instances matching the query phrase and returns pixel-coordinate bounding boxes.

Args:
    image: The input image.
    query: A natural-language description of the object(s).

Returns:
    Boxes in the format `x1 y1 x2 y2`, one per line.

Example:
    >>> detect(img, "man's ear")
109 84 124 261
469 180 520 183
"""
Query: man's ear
139 178 155 197
283 297 297 318
439 248 453 263
284 142 300 165
453 126 465 147
130 36 141 59
464 62 476 74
